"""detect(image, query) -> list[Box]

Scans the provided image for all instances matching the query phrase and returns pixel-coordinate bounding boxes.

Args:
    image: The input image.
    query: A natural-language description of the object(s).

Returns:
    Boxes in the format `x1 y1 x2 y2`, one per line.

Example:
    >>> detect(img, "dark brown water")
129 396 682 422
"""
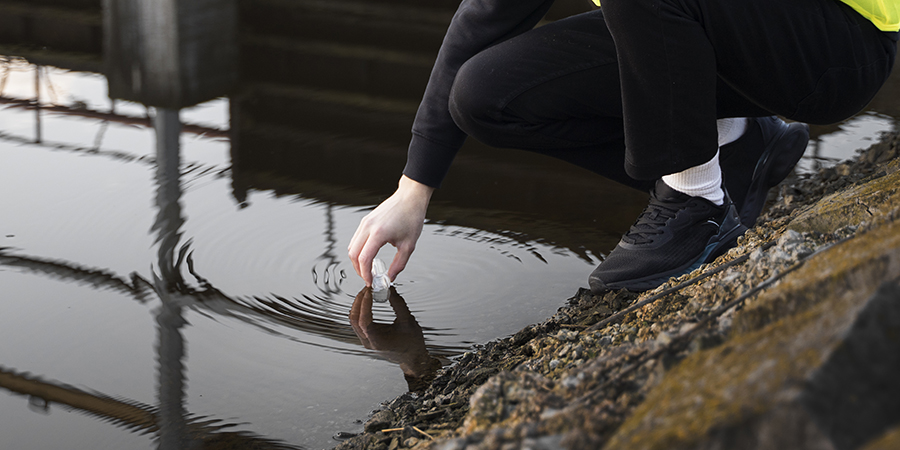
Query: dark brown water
0 1 897 449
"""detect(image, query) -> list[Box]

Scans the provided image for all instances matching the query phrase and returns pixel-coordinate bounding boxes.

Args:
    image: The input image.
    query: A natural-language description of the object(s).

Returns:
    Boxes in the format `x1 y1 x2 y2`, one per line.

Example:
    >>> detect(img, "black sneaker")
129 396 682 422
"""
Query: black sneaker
589 180 747 294
720 116 809 227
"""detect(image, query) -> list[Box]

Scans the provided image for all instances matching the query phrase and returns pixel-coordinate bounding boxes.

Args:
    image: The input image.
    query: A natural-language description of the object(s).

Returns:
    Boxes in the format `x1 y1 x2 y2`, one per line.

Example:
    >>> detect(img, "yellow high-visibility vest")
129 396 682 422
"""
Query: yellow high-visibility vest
842 0 900 31
589 0 900 32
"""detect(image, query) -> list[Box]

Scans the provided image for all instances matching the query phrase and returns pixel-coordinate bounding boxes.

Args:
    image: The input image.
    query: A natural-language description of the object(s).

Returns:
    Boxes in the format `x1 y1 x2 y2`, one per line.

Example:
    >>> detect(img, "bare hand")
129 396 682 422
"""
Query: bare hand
348 176 434 286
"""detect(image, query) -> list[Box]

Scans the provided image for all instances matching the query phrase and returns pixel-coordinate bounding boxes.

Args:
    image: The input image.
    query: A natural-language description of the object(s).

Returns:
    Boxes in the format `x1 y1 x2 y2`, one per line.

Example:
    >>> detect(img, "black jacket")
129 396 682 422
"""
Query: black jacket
402 0 557 188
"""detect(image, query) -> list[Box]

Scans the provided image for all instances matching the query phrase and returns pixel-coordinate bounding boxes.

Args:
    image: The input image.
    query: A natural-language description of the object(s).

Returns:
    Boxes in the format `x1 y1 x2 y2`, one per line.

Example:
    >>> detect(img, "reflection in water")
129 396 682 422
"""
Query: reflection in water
1 0 897 447
0 107 464 446
0 242 464 447
34 64 41 143
0 248 153 302
311 204 348 296
351 287 443 392
151 108 196 450
0 366 301 450
0 108 304 449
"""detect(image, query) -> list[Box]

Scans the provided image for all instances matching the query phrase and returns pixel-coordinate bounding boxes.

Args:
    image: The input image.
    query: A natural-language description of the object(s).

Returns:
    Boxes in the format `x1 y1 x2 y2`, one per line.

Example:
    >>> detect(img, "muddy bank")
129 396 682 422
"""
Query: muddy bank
334 130 900 450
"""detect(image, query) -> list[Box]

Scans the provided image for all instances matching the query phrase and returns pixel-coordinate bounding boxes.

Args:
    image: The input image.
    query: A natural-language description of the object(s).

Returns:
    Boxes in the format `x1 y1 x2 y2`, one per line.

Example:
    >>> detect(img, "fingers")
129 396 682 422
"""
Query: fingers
348 241 373 286
356 240 381 286
387 245 413 282
348 217 377 285
348 215 368 278
349 221 389 287
348 223 414 286
348 177 431 286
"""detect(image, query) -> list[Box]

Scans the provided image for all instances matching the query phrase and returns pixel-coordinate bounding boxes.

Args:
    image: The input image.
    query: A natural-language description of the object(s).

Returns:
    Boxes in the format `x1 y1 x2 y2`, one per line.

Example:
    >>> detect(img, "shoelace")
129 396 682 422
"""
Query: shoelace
621 197 682 245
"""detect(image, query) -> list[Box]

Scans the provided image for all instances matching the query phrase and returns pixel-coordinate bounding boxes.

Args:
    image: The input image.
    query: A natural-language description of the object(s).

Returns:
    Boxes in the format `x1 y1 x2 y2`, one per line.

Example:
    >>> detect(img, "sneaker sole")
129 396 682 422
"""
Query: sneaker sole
740 120 809 227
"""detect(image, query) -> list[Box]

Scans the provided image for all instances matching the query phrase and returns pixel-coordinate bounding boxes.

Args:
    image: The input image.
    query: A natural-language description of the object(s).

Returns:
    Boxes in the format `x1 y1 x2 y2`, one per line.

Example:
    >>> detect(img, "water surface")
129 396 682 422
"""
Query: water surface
1 4 898 449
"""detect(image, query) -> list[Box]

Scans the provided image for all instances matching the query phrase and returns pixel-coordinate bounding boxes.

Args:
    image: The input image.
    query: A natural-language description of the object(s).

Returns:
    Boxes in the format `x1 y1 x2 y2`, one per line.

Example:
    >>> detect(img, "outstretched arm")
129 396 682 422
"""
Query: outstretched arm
348 175 434 286
404 0 557 188
350 0 556 284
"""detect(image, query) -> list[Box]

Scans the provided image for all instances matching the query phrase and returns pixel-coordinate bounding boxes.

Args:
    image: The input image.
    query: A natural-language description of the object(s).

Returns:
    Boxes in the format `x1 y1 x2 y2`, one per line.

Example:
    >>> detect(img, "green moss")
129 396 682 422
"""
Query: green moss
861 424 900 450
604 220 900 450
788 168 900 234
606 309 830 449
735 217 900 335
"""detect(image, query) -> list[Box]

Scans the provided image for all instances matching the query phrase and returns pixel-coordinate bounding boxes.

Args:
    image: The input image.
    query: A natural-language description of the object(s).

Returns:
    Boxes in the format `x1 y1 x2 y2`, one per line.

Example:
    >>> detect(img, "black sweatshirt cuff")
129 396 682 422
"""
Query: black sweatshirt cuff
402 133 462 188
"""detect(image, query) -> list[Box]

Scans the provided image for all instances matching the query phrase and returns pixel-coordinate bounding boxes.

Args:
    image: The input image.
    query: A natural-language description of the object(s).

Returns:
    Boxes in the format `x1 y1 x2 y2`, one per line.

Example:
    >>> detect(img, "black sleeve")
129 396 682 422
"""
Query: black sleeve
402 0 557 188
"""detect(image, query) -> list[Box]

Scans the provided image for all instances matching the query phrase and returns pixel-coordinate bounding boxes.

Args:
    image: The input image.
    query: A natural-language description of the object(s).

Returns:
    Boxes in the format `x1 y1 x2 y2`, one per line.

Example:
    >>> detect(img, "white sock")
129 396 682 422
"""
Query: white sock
659 119 747 205
717 117 748 147
662 150 724 205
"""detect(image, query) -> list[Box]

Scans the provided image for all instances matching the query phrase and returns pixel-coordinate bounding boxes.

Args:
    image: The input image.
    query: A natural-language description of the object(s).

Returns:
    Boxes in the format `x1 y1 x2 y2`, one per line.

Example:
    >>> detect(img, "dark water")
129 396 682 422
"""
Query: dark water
0 1 897 449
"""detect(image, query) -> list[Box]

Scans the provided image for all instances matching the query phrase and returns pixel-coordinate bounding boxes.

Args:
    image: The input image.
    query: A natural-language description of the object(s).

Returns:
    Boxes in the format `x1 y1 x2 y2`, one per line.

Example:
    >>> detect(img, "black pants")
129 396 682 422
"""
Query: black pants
447 0 897 188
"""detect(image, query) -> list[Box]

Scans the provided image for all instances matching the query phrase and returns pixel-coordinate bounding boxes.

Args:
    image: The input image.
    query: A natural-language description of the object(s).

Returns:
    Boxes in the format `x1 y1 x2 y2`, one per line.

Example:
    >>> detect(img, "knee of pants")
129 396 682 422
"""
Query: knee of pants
600 0 653 16
601 0 690 30
449 57 508 147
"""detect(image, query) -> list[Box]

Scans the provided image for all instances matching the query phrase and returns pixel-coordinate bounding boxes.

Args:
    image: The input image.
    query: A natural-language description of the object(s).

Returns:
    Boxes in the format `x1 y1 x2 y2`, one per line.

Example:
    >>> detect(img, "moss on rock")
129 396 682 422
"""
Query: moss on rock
862 424 900 450
604 221 900 450
787 165 900 235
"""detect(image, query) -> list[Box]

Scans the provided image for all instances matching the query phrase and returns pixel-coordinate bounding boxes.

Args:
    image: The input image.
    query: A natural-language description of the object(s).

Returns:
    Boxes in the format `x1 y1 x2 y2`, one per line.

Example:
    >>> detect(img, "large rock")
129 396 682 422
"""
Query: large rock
604 219 900 450
787 158 900 235
862 424 900 450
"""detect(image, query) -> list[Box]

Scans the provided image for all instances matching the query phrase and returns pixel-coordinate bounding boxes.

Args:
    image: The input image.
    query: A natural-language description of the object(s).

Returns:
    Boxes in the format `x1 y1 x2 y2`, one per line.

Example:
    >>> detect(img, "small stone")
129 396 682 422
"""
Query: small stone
770 246 792 263
720 270 740 284
332 431 359 441
403 437 419 447
784 194 795 206
718 313 734 333
656 332 673 346
778 229 803 247
750 247 765 263
572 345 584 359
533 435 565 449
365 409 395 433
549 359 561 369
436 439 467 450
562 376 580 389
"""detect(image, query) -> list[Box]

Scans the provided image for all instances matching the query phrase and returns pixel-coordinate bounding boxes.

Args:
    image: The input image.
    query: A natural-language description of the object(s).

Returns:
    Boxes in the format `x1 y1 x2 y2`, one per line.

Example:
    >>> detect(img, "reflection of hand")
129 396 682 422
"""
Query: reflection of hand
348 175 434 286
350 287 441 391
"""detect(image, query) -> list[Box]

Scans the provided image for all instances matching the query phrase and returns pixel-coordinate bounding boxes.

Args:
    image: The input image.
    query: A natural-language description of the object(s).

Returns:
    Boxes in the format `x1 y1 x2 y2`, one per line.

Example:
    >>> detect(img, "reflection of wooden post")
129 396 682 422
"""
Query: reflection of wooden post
34 65 41 143
103 0 237 108
150 107 194 450
0 367 158 432
0 367 303 449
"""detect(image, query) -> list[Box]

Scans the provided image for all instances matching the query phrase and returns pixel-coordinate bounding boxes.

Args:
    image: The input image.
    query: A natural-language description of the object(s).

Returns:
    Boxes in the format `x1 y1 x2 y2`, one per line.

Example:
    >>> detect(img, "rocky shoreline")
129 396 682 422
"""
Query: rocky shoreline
334 130 900 450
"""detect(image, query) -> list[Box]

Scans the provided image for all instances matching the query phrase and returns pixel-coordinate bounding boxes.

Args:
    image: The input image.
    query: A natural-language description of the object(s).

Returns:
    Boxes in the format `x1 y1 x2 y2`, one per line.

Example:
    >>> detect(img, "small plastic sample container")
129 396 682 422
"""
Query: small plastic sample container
371 258 391 302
